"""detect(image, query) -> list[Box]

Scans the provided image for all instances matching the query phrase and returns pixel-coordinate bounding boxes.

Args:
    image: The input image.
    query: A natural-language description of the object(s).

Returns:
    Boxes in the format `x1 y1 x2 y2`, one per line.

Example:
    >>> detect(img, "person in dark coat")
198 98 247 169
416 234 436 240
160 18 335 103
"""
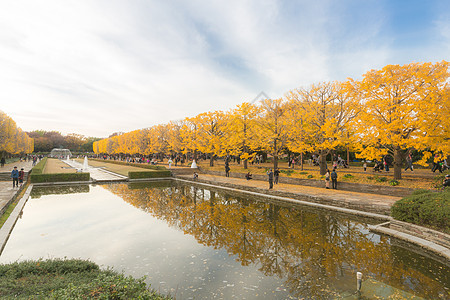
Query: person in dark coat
267 169 274 189
11 166 19 188
18 168 25 186
331 168 338 189
274 168 280 184
443 174 450 188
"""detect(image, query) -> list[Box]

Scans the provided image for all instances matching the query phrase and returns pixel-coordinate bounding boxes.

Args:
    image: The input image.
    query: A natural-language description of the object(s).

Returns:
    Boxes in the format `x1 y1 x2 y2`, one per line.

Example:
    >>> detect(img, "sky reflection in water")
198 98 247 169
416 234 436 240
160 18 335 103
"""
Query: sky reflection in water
0 182 448 299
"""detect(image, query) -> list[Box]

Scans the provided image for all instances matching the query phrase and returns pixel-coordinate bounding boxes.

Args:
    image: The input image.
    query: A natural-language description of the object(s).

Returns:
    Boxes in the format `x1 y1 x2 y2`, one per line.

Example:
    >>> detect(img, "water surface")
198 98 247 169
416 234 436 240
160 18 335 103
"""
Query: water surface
1 181 448 299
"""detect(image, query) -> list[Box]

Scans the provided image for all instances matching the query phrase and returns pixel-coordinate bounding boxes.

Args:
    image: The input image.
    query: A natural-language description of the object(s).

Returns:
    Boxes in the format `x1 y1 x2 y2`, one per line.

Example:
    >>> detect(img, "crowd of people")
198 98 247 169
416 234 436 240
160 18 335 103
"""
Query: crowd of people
3 150 449 190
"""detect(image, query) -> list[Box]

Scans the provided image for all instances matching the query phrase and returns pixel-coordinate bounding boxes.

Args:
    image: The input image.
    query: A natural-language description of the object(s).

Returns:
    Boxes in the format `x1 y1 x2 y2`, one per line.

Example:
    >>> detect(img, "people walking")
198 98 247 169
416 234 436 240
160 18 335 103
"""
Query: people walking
274 168 280 184
11 166 19 188
267 169 274 189
405 153 414 172
331 168 338 189
325 169 330 189
384 155 390 172
0 157 5 167
18 168 25 186
225 164 230 177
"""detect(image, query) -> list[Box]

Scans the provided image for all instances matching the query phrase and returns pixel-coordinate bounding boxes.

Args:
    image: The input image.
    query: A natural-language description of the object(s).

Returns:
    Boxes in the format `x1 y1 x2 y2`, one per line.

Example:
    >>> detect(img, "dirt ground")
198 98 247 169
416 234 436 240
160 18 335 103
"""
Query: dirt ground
44 158 77 174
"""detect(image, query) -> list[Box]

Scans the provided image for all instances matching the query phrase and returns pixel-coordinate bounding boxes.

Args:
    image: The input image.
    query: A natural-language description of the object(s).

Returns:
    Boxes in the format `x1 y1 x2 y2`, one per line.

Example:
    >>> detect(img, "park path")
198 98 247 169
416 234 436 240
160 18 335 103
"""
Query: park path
0 161 33 214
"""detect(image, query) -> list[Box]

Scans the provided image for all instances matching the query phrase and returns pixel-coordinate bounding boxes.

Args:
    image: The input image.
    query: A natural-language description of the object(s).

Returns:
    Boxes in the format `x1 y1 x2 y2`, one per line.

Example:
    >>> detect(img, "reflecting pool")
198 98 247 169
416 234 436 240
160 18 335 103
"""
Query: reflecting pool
1 181 448 299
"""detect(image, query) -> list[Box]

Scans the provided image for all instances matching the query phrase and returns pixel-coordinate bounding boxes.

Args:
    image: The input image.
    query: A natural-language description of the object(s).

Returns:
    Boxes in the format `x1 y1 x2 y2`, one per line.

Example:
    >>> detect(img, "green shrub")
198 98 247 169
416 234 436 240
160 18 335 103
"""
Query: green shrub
30 157 48 175
128 170 171 179
307 175 313 179
367 176 374 180
411 188 430 195
376 176 388 182
0 259 169 299
280 169 294 176
389 179 400 186
343 174 354 178
391 189 450 233
30 172 90 183
298 171 308 175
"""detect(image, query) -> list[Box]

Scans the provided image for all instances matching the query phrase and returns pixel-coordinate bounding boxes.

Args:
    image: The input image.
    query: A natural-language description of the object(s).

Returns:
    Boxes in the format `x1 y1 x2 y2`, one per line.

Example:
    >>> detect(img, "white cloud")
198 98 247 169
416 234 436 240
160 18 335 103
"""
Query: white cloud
0 0 446 138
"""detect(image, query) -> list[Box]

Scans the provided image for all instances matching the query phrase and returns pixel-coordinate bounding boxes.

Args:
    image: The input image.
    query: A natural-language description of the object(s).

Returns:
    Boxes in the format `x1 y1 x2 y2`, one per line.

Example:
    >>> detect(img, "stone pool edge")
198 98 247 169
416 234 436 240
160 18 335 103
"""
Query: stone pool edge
1 180 448 263
0 185 33 255
174 178 450 262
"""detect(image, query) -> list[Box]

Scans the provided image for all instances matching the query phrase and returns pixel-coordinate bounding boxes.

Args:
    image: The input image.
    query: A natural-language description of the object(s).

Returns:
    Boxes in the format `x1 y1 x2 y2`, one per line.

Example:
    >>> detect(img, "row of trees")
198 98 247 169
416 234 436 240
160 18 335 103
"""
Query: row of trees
27 130 101 153
0 111 34 158
94 61 449 179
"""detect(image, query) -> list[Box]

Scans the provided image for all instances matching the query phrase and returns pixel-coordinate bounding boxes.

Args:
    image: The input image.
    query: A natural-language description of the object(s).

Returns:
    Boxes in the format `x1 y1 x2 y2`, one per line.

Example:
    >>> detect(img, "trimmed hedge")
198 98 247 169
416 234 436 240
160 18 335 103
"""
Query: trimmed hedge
30 157 48 175
30 172 90 183
128 170 171 179
91 158 167 170
391 189 449 234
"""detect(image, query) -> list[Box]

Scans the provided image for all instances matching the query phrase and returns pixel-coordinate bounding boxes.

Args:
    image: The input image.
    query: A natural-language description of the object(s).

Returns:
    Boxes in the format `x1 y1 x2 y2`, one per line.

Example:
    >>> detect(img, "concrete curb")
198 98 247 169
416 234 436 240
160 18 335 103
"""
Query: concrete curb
369 223 450 262
0 185 33 255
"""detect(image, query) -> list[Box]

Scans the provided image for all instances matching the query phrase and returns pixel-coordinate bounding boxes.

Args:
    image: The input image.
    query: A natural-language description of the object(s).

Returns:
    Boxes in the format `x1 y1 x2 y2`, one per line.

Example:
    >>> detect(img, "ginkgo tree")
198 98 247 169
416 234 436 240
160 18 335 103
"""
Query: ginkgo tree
285 82 360 175
257 98 291 170
349 61 449 179
225 102 261 169
0 111 34 158
190 111 227 166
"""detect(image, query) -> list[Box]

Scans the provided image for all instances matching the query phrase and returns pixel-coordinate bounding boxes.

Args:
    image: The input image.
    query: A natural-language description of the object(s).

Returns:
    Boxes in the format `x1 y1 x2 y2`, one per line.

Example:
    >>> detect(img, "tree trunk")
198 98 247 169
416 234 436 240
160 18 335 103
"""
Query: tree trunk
347 147 350 168
300 152 304 171
193 150 198 162
393 147 402 180
319 150 327 175
273 139 278 170
209 154 214 167
243 145 248 169
273 154 278 170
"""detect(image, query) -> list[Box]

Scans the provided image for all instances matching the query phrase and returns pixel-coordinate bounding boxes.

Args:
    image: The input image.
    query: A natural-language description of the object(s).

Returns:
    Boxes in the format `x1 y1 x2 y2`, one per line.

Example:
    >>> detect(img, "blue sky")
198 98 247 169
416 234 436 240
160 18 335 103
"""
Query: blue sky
0 0 448 137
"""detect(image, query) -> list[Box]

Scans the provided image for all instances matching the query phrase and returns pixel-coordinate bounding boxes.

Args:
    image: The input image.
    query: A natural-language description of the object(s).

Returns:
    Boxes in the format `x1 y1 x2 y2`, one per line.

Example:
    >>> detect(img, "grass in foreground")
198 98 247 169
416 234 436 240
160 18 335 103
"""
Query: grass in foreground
0 258 170 299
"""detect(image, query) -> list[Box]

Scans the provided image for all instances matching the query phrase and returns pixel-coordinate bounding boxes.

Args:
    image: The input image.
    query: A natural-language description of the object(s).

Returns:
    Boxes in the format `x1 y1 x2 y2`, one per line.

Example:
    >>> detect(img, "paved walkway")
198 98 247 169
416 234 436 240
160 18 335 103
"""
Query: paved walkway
0 160 33 174
0 161 33 214
177 173 401 215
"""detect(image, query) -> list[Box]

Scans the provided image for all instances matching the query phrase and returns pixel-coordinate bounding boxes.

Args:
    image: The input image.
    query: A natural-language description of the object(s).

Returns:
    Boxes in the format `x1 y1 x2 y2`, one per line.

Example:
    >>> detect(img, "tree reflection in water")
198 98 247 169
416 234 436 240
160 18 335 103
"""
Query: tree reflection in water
104 182 449 299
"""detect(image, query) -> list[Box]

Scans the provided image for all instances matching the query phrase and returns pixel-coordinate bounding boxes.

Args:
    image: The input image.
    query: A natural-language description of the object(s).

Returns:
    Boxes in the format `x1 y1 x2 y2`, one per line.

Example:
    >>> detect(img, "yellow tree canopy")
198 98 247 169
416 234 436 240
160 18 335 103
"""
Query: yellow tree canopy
256 98 291 169
0 111 34 155
191 111 227 159
349 61 449 178
285 82 360 174
224 102 261 161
